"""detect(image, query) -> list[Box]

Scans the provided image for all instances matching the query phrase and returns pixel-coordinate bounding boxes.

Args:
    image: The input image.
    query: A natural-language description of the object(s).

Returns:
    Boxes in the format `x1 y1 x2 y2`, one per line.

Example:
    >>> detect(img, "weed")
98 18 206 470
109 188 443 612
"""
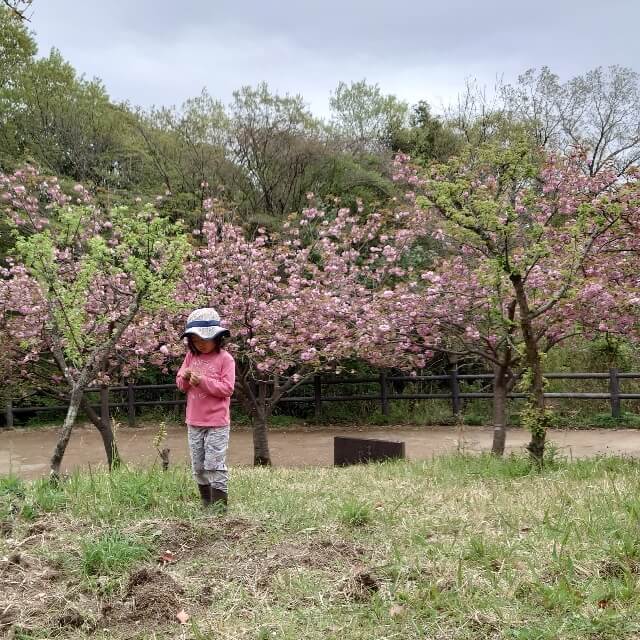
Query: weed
32 478 68 512
339 499 373 527
80 530 151 577
591 412 640 429
0 474 26 498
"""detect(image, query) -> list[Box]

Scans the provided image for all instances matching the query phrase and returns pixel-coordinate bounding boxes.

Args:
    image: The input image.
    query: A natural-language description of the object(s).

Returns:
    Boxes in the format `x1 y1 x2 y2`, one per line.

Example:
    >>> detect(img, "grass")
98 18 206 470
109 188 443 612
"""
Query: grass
338 498 373 527
79 530 152 577
2 455 640 638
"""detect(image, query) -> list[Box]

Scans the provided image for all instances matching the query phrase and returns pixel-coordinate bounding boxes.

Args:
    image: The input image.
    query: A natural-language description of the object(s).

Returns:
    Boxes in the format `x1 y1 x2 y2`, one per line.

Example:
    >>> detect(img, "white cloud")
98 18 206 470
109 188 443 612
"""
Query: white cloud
29 0 640 116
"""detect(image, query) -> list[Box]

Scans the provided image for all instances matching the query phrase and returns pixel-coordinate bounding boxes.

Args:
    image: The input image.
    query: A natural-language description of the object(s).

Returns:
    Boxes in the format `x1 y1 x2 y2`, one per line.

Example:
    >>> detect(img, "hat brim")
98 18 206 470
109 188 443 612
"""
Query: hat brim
181 326 230 340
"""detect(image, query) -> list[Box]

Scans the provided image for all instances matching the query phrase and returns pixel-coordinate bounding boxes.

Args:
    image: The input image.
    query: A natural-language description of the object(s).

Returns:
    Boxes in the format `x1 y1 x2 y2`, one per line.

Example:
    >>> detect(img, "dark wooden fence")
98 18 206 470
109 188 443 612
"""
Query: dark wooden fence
4 368 640 429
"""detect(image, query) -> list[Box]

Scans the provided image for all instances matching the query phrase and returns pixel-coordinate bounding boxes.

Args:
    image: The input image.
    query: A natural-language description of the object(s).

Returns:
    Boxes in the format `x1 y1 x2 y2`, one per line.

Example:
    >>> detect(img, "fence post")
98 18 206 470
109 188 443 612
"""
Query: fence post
173 387 181 418
609 368 621 419
100 386 110 429
314 375 322 421
4 401 13 429
380 371 389 417
127 382 136 428
450 366 462 417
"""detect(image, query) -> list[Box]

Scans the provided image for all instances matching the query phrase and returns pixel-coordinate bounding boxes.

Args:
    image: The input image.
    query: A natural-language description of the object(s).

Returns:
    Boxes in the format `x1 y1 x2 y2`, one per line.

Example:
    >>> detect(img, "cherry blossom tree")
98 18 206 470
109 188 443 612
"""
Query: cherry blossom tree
390 145 636 462
174 197 422 465
0 167 189 477
573 181 640 342
363 259 521 455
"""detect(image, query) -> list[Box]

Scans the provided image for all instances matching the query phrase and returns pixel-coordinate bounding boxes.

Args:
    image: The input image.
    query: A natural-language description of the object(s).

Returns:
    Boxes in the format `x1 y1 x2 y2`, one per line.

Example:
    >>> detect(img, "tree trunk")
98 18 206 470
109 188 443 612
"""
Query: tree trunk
525 366 547 463
80 399 121 470
96 418 121 470
511 275 546 464
252 381 272 466
50 385 83 479
491 365 509 456
252 413 272 466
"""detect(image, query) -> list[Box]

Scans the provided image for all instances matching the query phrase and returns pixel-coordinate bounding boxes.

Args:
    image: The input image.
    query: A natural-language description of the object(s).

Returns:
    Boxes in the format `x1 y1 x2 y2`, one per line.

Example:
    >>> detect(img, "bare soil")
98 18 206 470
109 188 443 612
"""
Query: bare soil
1 422 640 479
118 568 184 622
0 513 377 637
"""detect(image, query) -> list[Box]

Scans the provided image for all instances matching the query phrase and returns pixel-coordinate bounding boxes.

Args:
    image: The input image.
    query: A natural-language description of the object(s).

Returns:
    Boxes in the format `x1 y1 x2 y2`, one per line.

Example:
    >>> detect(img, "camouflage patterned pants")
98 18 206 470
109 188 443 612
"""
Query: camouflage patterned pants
187 425 229 492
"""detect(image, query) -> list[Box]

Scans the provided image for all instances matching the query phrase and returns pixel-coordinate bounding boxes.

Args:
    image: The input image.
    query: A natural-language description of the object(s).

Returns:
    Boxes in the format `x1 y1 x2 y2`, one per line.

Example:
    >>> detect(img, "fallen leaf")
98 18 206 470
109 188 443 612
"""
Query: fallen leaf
176 609 190 624
598 599 611 609
389 604 406 617
159 550 176 564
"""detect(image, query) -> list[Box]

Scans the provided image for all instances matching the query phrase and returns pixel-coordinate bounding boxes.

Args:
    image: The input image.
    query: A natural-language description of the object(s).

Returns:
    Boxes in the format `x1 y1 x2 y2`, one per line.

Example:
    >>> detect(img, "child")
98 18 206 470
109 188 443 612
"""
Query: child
176 308 235 512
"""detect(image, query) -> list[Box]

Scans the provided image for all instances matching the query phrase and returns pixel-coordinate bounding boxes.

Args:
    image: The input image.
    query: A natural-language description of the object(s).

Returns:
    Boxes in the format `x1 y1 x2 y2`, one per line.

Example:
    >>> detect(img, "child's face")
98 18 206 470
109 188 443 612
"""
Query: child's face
192 335 216 354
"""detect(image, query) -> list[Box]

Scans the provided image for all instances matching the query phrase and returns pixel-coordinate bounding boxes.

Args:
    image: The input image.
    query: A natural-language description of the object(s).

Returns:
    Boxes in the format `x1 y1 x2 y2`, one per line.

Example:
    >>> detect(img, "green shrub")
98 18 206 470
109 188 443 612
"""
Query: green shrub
591 412 640 429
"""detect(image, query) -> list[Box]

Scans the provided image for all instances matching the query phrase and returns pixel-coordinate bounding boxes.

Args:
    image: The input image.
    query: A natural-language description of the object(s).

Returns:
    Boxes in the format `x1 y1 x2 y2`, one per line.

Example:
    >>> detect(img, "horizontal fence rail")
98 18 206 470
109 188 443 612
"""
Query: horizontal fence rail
3 368 640 428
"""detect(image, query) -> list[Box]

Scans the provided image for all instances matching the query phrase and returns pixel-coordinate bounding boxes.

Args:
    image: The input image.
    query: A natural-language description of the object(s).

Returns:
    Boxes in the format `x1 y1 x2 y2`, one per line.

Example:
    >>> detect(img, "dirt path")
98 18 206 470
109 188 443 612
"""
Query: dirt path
2 423 640 479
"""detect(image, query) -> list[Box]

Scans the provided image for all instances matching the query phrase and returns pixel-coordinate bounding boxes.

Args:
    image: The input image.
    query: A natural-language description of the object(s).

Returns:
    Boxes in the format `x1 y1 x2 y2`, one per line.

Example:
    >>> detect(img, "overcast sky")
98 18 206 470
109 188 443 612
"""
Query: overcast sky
29 0 640 117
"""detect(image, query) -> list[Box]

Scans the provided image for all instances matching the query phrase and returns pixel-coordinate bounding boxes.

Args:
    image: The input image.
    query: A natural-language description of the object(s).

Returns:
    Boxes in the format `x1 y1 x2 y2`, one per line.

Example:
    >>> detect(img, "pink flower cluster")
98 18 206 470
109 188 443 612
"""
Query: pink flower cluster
2 149 640 397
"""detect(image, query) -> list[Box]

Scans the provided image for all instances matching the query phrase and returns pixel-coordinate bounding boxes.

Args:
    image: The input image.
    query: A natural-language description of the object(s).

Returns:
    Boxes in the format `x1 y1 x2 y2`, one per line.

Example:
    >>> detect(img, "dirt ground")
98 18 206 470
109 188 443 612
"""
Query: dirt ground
2 423 640 479
0 512 377 636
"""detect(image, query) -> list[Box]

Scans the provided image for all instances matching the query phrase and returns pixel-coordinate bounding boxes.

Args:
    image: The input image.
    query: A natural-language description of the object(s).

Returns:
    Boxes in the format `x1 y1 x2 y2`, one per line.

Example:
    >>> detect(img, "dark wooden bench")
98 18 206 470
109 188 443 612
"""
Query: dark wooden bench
334 436 405 466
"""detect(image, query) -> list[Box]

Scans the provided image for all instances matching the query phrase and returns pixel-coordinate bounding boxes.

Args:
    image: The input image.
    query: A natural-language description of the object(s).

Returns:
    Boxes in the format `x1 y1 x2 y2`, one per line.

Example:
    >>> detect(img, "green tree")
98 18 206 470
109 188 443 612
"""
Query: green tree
501 66 640 175
3 48 140 188
134 90 233 211
0 6 36 166
393 100 461 162
0 5 34 92
330 79 408 152
228 83 327 222
312 153 395 211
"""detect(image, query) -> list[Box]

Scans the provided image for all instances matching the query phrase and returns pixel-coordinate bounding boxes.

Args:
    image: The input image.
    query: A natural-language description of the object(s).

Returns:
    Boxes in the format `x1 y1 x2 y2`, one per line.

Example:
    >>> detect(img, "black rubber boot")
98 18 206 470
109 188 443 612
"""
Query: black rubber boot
210 488 228 514
197 483 211 507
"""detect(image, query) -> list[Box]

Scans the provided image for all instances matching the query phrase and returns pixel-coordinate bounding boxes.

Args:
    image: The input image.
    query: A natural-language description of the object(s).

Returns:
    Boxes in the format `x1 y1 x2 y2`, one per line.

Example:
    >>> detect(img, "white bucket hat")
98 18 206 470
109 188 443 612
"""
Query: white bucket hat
181 308 230 340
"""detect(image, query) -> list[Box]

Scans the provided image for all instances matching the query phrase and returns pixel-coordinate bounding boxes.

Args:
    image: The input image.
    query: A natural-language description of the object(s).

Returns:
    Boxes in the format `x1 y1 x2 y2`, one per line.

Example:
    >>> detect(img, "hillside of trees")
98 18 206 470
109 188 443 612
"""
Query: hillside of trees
3 4 640 443
4 6 640 233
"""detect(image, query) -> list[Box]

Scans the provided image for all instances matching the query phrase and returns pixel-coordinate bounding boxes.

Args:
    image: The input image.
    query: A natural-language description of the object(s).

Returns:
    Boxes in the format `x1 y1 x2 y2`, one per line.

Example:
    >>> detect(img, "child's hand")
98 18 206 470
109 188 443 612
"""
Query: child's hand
182 369 193 382
189 372 201 386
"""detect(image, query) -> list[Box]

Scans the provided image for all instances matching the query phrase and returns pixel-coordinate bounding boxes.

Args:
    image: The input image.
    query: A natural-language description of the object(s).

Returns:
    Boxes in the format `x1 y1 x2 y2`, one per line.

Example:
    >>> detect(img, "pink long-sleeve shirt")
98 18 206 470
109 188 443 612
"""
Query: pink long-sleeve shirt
176 349 236 427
